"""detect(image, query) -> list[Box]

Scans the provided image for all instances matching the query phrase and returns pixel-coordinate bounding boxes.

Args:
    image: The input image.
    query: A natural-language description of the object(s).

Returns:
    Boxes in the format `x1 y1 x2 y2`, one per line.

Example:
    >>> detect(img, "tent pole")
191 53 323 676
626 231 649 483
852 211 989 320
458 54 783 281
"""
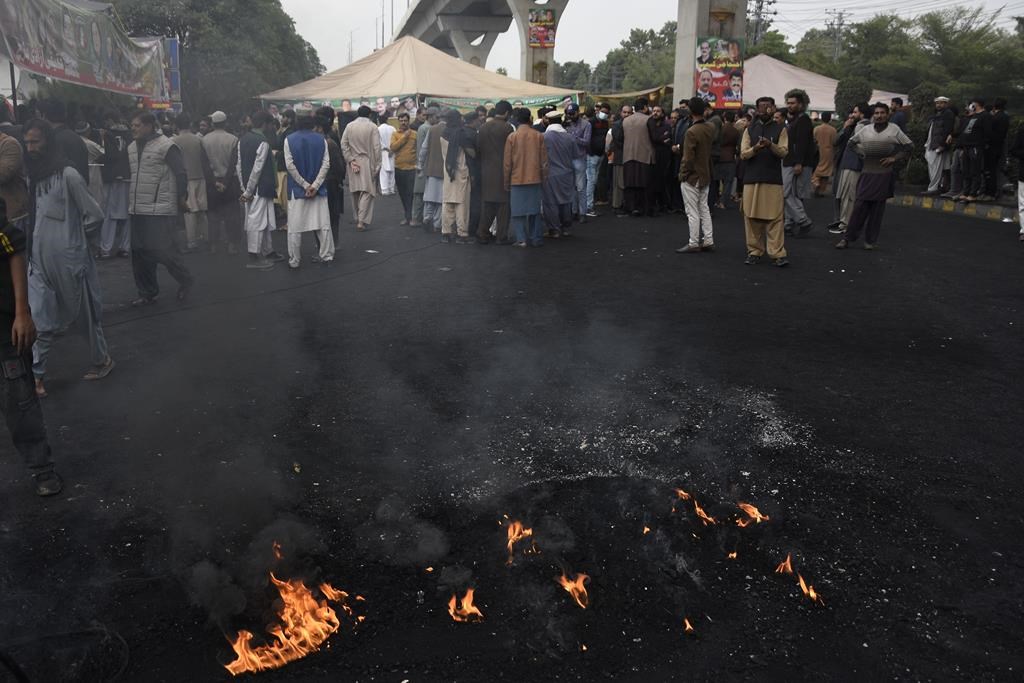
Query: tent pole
8 61 16 121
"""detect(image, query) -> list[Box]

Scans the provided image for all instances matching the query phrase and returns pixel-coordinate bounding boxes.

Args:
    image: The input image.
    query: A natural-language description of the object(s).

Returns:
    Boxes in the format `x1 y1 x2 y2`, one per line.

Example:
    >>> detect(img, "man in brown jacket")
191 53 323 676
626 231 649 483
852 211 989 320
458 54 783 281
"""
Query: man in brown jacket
0 129 28 232
677 98 716 253
476 101 515 244
622 98 655 216
504 109 548 247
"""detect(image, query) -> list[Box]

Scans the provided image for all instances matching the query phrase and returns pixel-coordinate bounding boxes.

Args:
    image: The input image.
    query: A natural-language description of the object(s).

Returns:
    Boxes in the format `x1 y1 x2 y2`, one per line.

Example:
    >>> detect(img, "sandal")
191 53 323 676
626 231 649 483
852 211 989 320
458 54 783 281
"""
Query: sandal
34 378 47 398
83 357 115 381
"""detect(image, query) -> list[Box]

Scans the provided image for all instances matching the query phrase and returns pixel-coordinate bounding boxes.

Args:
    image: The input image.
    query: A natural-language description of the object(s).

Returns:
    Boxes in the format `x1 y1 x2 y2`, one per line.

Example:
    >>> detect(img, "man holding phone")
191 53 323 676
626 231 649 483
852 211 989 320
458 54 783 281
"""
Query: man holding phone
739 97 790 267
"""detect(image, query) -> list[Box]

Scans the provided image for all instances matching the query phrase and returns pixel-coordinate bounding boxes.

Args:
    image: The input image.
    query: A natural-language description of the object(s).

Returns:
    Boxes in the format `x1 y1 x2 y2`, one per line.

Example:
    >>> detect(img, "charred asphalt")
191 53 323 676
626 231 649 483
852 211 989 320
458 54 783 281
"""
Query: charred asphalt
0 195 1022 682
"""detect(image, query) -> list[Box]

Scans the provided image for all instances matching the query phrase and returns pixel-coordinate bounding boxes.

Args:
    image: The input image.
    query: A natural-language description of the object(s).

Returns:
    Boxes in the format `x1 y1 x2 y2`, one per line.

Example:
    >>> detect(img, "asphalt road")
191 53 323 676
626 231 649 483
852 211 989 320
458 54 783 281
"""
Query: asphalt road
1 194 1022 682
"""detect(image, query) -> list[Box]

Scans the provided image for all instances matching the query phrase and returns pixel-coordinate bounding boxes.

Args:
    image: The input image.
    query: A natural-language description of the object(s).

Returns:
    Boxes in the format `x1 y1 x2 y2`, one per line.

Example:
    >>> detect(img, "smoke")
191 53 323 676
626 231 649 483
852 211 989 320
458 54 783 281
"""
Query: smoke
353 495 450 567
186 561 247 628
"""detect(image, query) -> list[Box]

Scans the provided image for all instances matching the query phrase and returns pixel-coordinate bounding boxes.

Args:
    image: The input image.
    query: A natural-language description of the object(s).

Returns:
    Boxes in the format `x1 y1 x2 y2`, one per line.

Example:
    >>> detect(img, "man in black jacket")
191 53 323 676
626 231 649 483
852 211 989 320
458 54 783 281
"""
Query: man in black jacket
954 98 992 202
922 96 956 196
782 88 815 237
98 109 133 258
983 97 1009 201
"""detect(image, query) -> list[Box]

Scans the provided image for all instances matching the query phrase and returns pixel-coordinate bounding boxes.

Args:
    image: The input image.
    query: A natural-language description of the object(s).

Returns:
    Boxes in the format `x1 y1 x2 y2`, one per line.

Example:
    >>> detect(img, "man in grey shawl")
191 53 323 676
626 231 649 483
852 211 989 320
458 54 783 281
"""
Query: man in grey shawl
22 119 114 399
541 111 577 238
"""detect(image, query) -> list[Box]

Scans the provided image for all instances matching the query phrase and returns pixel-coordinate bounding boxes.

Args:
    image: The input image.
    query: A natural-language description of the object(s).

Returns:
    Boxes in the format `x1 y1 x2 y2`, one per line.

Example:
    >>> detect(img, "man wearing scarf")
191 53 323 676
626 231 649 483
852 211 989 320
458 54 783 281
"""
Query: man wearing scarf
284 104 334 267
439 109 473 244
22 119 113 399
128 112 195 304
0 195 62 496
237 111 286 270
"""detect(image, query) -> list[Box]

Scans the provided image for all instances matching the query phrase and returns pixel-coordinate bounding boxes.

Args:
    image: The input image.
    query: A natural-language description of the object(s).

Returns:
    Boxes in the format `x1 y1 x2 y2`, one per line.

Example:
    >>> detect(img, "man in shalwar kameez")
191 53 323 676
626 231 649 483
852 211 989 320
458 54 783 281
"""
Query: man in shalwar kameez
439 110 473 244
340 106 382 232
238 111 286 270
378 116 396 196
541 112 577 238
23 120 113 398
283 105 334 269
739 97 790 267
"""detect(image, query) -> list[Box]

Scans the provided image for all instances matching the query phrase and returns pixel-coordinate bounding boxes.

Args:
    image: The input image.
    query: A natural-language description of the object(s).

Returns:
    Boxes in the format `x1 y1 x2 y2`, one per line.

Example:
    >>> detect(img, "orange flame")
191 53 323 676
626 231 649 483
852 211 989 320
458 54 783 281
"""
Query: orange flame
505 520 535 565
684 617 695 634
775 553 794 575
692 498 716 525
642 525 651 535
272 541 283 560
736 502 770 527
674 489 691 501
797 574 824 605
727 551 737 559
581 644 588 652
448 588 484 623
224 575 351 676
556 572 590 609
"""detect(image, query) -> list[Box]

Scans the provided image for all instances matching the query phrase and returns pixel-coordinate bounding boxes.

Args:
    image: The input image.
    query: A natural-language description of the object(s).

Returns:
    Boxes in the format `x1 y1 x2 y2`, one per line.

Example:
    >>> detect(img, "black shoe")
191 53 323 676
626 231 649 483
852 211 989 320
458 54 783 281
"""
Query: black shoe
266 251 287 263
441 235 452 244
455 237 472 244
796 223 814 238
630 210 642 217
827 222 845 234
35 471 63 497
476 238 491 245
744 254 761 265
773 257 790 267
834 239 849 249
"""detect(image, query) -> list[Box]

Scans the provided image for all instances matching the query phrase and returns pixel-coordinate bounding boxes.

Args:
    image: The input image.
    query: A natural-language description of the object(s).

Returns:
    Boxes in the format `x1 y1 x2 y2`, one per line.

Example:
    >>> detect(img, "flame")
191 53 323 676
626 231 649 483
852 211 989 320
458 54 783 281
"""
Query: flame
684 617 695 634
692 498 716 525
727 551 737 559
736 503 770 527
425 566 434 573
224 575 351 676
642 526 651 535
674 489 691 501
556 572 590 609
272 541 283 560
775 553 794 575
448 588 484 623
797 574 824 605
581 644 588 652
505 520 536 565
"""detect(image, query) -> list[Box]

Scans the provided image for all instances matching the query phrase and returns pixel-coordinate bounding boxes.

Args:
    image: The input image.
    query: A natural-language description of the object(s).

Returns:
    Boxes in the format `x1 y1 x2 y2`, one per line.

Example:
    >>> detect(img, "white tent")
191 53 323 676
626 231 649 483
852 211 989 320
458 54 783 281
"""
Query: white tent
261 37 579 108
743 54 907 111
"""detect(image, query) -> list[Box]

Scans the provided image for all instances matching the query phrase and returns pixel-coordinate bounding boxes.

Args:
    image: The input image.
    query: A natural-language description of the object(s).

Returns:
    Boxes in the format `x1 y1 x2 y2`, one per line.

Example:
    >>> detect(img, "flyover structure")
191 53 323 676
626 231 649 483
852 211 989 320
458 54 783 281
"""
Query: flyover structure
395 0 746 97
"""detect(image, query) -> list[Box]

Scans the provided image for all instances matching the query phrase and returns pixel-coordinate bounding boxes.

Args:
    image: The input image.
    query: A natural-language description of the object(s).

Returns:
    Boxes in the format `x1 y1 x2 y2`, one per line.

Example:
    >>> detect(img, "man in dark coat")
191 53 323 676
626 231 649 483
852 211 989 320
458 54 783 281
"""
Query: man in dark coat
475 101 515 244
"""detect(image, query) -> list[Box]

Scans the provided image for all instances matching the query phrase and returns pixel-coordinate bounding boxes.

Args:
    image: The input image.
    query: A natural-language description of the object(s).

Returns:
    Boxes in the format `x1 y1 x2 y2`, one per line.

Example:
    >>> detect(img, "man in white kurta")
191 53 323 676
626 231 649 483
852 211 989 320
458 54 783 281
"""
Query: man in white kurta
340 107 383 231
237 112 286 269
378 118 396 195
283 108 334 268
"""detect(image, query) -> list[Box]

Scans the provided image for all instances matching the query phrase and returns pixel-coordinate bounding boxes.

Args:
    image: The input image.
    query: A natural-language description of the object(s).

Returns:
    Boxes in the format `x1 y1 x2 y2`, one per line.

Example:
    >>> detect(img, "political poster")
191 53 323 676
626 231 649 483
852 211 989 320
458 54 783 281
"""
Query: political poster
528 9 557 49
0 0 168 101
693 37 744 110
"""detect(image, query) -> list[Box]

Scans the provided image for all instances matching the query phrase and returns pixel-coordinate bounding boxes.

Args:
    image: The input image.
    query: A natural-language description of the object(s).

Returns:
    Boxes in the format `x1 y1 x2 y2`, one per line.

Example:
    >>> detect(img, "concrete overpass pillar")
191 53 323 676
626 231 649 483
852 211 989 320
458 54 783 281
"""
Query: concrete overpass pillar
673 0 747 105
437 14 512 67
507 0 570 85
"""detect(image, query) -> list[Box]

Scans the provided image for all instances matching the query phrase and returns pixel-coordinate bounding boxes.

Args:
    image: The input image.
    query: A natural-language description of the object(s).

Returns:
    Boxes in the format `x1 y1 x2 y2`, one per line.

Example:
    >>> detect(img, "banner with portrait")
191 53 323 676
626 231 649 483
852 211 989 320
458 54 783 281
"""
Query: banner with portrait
693 36 744 110
528 9 557 49
0 0 168 101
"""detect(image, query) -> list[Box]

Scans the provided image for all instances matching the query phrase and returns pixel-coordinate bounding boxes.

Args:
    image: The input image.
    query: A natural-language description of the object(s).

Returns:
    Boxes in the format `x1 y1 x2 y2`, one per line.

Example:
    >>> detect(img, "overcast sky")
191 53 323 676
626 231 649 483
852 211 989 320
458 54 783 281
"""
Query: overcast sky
282 0 1022 77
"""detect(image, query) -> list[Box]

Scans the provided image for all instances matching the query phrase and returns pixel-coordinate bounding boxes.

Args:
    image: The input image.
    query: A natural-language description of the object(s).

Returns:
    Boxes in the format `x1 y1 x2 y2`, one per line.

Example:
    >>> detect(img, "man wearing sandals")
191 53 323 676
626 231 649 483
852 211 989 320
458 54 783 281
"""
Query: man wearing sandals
22 120 115 399
0 196 63 496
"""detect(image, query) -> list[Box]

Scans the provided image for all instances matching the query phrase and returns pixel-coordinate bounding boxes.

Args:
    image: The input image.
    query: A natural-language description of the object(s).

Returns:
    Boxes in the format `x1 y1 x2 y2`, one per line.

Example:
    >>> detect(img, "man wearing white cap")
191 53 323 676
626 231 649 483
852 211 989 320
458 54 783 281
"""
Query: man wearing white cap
201 110 242 253
283 104 334 267
922 97 956 196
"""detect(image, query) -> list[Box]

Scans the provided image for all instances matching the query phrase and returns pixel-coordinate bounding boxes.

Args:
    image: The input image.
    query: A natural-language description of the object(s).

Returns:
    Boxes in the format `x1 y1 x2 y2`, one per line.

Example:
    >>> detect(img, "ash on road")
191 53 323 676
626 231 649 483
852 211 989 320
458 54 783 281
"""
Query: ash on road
1 196 1022 681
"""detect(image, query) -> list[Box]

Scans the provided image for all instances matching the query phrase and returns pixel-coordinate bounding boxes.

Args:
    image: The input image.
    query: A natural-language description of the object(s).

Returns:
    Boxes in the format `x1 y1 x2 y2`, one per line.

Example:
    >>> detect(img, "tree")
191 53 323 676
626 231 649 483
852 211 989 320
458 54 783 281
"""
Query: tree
834 77 873 117
746 30 793 62
112 0 324 114
793 28 840 78
592 22 676 92
554 60 592 90
495 67 508 76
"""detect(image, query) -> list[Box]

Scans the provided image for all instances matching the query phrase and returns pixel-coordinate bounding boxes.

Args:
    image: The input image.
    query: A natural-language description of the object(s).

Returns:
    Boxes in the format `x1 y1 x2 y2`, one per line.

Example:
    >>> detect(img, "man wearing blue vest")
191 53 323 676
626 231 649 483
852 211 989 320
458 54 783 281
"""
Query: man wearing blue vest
283 105 334 268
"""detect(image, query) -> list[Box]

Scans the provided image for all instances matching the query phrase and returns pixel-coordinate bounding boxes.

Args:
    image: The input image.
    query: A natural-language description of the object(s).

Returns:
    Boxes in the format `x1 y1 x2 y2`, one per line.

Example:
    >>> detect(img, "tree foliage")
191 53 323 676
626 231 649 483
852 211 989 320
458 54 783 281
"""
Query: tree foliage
112 0 324 114
555 60 593 90
746 31 793 62
834 77 873 117
592 22 677 92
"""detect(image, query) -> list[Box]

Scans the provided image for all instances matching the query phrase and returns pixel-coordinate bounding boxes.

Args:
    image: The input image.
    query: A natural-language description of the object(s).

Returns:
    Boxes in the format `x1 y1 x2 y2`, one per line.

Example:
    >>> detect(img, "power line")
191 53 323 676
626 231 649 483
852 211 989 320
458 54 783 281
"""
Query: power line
824 9 848 61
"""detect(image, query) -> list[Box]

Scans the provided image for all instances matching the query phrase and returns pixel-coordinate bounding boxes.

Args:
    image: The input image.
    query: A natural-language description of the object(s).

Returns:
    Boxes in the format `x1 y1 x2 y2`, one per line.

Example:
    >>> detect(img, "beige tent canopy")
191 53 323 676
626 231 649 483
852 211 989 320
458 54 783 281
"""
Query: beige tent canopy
743 54 907 111
261 36 579 108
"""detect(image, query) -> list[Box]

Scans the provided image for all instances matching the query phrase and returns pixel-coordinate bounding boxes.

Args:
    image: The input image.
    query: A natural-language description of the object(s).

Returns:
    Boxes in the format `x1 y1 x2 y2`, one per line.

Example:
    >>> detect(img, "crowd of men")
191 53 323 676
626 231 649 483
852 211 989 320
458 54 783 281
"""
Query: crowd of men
0 86 1020 496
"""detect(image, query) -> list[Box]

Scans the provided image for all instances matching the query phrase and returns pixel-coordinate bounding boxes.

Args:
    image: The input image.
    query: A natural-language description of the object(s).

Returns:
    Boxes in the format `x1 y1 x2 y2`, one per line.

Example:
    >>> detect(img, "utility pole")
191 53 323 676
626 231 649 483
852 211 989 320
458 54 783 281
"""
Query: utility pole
748 0 777 46
824 10 848 62
348 31 354 64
